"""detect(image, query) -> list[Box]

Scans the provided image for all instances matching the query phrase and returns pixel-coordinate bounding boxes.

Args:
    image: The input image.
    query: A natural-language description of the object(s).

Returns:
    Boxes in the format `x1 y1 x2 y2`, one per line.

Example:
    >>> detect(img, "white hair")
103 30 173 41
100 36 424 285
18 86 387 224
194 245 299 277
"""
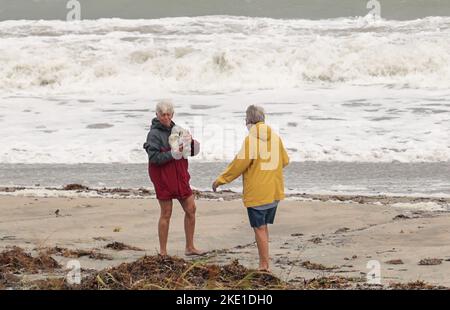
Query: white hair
246 105 265 124
156 99 174 115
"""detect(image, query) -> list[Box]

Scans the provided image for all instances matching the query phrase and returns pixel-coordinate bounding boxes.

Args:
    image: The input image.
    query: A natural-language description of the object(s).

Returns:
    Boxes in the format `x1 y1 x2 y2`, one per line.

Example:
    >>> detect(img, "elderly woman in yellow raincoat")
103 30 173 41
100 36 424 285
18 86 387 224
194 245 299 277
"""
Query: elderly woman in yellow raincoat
212 105 290 271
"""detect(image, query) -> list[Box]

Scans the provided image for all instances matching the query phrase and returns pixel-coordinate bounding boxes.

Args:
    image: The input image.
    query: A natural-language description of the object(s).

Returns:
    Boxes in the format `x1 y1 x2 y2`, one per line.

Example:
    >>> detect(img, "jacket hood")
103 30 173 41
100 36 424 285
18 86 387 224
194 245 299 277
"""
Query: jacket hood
248 122 272 142
151 117 175 131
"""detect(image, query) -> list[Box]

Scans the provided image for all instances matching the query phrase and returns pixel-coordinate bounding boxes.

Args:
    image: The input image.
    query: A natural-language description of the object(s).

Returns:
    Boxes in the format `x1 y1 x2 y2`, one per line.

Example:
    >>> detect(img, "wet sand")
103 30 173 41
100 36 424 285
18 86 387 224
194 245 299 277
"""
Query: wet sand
1 194 450 288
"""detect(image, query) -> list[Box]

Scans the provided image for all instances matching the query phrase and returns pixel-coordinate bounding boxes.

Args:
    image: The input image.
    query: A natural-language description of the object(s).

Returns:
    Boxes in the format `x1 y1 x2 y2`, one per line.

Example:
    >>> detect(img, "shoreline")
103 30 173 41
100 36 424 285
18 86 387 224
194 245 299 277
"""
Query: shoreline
1 162 449 197
1 185 450 207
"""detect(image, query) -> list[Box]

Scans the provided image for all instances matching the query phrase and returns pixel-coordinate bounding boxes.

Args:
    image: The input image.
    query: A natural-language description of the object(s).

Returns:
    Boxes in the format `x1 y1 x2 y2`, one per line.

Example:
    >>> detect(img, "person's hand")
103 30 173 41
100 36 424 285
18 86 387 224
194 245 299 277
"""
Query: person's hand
212 181 219 192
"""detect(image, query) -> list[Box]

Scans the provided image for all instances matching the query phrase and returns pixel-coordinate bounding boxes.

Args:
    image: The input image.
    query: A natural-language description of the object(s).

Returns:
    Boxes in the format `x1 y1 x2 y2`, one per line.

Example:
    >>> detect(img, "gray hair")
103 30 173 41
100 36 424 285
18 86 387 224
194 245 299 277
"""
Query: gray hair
246 105 265 124
156 99 174 115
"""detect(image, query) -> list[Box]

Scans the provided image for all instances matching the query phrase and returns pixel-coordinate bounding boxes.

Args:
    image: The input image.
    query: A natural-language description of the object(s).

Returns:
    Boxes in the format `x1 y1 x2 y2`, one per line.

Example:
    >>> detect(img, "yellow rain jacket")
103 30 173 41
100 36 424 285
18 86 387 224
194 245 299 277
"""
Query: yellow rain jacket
215 122 290 207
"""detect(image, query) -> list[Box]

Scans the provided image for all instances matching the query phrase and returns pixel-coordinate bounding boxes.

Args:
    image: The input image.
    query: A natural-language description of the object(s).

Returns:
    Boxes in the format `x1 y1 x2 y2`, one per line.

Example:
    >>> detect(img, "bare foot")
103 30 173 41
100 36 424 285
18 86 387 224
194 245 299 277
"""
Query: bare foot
185 248 207 256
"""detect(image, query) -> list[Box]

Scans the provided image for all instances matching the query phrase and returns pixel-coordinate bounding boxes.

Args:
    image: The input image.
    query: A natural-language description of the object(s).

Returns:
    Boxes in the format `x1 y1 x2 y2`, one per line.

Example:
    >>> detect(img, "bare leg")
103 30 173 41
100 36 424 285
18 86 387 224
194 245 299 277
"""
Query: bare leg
157 199 173 256
179 195 203 255
254 225 270 271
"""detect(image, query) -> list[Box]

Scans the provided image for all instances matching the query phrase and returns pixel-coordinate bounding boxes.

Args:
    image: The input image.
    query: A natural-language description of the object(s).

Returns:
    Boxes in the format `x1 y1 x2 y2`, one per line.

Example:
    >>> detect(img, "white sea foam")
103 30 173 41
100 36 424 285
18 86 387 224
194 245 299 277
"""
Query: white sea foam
390 202 450 212
0 17 449 163
0 187 155 199
1 87 449 163
0 16 450 93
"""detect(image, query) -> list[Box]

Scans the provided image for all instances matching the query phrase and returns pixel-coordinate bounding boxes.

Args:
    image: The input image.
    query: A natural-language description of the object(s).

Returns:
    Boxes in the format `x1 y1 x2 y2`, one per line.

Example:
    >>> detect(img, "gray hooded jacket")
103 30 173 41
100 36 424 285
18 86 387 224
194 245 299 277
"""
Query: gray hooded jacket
143 118 174 165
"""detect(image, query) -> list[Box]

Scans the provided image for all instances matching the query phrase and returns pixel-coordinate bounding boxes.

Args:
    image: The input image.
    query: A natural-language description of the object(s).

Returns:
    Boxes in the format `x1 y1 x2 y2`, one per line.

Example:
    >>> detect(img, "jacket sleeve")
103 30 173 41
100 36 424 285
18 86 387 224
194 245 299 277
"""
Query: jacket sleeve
280 139 290 168
215 137 252 186
143 131 173 165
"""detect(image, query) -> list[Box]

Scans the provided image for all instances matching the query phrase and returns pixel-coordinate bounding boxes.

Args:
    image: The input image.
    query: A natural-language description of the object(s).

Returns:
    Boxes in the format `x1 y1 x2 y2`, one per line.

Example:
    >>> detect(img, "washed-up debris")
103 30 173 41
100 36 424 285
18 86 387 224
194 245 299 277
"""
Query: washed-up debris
376 248 397 254
308 237 322 244
0 186 25 193
393 214 411 220
95 187 151 195
301 261 338 271
0 246 61 274
385 259 404 265
63 184 89 191
291 233 304 237
234 242 255 249
3 247 449 290
3 186 450 208
334 227 350 234
105 242 143 251
78 256 286 290
42 246 113 260
389 280 447 290
26 277 71 290
7 255 293 290
43 184 153 197
0 272 20 289
93 237 110 241
418 258 443 266
21 256 286 290
293 276 363 289
287 193 450 206
0 235 16 241
192 189 242 201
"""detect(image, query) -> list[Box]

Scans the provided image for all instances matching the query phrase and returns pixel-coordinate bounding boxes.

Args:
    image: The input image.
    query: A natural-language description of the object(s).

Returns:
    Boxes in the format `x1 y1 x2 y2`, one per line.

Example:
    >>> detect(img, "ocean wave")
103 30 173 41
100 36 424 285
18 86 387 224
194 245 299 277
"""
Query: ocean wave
1 139 449 163
1 16 450 94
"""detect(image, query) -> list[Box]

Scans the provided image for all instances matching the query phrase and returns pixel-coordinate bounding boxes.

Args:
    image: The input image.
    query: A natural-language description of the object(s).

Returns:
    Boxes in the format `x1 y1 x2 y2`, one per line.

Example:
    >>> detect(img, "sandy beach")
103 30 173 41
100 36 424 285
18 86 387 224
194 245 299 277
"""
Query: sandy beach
1 191 450 288
2 0 450 297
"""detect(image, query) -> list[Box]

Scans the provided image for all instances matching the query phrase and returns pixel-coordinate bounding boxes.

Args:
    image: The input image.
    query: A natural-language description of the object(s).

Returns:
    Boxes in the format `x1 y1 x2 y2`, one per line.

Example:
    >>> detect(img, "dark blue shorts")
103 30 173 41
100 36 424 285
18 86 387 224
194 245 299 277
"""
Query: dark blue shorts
247 206 278 228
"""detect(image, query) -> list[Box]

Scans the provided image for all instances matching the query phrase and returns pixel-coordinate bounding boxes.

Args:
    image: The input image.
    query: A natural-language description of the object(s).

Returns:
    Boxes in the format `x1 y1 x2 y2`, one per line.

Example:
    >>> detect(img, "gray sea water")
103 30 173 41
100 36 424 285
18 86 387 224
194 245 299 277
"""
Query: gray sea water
1 162 449 197
1 0 450 21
